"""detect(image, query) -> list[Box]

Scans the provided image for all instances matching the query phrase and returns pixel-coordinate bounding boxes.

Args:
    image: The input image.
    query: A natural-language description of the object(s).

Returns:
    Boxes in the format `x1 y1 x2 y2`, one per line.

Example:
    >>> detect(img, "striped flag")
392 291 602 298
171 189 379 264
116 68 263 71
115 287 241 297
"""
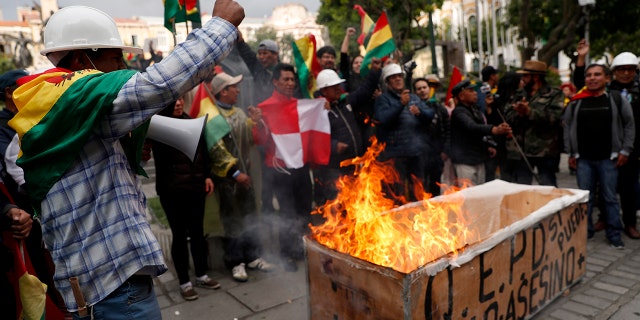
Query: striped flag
164 0 201 33
259 98 330 168
445 66 463 102
353 5 374 46
9 68 137 207
360 11 396 77
292 34 322 99
189 82 231 151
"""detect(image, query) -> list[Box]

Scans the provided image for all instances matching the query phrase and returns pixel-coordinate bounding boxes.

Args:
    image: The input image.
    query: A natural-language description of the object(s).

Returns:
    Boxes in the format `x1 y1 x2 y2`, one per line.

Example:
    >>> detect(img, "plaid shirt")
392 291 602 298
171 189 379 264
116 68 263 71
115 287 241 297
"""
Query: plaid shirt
37 17 238 311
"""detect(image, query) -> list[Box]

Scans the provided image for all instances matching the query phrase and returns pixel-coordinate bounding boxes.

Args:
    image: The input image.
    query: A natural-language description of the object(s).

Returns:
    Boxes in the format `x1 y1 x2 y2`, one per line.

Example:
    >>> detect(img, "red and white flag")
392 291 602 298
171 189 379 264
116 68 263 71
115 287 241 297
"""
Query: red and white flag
264 98 330 169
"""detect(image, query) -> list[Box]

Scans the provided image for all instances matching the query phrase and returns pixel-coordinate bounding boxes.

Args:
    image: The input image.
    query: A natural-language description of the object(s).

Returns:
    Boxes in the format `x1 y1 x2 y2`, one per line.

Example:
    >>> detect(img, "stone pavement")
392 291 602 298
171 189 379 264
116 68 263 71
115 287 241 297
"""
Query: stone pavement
142 155 640 320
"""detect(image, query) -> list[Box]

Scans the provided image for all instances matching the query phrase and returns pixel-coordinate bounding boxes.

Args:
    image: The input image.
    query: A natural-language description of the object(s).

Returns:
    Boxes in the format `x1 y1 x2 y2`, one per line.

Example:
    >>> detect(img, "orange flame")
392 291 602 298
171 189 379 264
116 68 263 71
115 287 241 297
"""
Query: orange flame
310 137 479 273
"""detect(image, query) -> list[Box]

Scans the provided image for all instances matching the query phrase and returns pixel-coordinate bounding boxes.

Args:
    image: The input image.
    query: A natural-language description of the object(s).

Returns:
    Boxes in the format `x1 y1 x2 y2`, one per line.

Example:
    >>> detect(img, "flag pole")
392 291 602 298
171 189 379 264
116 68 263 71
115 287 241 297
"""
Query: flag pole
184 3 190 35
172 21 177 48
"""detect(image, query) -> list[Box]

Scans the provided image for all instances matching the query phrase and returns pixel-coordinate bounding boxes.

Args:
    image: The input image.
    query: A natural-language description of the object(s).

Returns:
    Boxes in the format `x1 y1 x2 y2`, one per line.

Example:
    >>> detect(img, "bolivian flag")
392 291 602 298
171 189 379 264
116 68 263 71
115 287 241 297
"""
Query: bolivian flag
292 34 322 99
189 82 231 151
353 5 374 46
9 68 137 209
360 11 396 76
164 0 201 33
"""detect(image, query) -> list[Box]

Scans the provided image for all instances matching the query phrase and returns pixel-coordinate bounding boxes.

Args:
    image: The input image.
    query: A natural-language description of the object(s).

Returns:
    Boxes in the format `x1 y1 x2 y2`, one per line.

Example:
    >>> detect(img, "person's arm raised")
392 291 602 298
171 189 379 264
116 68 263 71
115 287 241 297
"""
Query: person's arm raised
212 0 245 27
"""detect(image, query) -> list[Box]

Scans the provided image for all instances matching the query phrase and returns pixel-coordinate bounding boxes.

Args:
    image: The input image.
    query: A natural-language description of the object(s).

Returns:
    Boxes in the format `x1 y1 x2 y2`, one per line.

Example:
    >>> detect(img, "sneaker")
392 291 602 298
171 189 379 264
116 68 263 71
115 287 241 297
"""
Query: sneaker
180 285 199 301
610 239 625 250
195 276 221 289
232 263 248 282
247 258 276 272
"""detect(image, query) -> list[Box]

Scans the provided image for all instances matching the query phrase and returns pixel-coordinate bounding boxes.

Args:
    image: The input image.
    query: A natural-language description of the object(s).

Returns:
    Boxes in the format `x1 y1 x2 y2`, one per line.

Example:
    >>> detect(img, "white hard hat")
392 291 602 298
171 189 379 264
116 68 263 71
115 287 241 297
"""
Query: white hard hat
610 52 639 70
382 63 403 80
316 69 345 89
41 6 143 58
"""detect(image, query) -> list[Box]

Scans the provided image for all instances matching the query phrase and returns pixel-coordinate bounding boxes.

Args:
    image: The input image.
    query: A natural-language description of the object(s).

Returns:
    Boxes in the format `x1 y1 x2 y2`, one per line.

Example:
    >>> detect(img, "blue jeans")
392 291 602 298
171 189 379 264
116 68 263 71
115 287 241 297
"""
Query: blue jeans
576 158 623 242
73 276 161 320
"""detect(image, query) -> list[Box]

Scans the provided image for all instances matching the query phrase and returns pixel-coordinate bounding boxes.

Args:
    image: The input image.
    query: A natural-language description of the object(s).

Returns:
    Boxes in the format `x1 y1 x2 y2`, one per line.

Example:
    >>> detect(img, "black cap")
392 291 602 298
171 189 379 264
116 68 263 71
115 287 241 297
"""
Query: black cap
481 66 498 82
0 69 28 101
452 80 473 97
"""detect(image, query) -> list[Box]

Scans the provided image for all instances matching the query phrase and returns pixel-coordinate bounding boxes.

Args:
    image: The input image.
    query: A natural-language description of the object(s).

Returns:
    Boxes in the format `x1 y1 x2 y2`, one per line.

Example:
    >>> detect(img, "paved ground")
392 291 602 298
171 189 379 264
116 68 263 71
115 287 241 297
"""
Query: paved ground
142 155 640 320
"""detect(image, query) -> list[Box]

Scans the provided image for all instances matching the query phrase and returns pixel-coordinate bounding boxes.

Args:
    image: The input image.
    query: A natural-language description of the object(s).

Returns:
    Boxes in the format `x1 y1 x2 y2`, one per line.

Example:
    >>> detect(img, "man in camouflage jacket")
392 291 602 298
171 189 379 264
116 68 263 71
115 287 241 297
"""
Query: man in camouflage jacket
504 60 564 186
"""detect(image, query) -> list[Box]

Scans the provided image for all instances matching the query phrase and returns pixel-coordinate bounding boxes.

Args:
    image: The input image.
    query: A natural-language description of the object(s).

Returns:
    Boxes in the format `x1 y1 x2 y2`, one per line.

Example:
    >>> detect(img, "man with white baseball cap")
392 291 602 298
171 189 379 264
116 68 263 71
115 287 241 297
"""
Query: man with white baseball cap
210 72 276 282
9 1 244 317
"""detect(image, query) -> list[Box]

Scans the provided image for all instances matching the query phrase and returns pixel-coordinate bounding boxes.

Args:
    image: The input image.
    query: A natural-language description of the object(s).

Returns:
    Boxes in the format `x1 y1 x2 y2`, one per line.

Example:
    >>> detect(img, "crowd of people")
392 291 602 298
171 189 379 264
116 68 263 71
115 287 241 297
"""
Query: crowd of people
0 0 639 318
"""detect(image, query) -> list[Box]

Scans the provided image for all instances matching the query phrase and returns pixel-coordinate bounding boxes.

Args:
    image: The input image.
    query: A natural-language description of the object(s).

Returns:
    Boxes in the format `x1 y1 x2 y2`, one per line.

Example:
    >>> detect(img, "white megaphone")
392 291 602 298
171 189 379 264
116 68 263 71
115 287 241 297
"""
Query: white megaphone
146 114 208 162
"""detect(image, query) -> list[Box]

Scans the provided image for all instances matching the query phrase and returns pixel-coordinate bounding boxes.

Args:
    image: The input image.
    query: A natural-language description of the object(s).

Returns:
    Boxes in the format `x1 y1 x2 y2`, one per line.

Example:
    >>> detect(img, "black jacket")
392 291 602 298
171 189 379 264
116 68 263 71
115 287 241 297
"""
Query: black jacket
237 41 275 105
151 114 211 196
449 103 494 165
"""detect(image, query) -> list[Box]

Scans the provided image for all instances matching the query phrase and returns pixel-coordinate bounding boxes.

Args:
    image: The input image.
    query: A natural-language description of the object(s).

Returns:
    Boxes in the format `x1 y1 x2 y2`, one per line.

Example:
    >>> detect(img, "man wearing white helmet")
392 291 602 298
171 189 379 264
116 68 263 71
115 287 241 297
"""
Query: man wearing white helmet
314 58 382 204
8 1 244 317
374 63 434 200
574 40 640 239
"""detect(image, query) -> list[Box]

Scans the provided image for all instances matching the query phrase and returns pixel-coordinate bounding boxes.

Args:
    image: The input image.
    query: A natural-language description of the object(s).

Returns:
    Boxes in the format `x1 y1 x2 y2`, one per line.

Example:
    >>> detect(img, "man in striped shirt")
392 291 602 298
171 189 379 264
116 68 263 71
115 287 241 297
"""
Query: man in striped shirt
9 1 244 318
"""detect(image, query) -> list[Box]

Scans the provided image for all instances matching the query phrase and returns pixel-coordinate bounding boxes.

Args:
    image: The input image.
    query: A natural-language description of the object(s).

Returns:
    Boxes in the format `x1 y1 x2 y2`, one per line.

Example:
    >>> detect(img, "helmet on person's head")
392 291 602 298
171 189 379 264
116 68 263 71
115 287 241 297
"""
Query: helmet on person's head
382 63 403 81
610 52 639 70
41 6 142 64
316 69 345 89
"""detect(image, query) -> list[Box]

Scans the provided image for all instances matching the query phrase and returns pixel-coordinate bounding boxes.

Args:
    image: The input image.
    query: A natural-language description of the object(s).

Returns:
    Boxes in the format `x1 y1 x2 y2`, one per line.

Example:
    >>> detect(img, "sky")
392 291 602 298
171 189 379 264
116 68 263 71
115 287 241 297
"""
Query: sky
1 0 321 20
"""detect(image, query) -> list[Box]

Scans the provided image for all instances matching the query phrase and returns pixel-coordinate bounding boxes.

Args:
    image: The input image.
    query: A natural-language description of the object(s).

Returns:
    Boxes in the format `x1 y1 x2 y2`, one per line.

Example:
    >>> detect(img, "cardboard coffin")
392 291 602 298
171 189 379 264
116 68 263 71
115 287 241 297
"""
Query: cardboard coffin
306 180 589 320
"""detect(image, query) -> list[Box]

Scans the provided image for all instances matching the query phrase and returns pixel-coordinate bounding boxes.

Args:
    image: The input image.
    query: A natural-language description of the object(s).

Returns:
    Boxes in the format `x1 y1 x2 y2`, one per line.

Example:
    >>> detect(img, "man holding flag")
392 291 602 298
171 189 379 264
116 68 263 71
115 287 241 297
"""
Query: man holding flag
249 63 330 272
9 1 244 317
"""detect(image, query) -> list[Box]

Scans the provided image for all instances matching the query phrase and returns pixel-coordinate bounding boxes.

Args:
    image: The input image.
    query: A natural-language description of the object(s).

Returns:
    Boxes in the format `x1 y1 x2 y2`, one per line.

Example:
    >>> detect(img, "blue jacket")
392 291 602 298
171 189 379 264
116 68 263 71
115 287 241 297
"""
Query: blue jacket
374 90 434 158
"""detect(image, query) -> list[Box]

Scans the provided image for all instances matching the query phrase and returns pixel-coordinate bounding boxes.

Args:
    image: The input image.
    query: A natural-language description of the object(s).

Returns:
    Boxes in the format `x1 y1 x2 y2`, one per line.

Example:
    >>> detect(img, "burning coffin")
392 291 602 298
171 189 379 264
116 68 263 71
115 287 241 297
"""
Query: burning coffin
306 180 588 320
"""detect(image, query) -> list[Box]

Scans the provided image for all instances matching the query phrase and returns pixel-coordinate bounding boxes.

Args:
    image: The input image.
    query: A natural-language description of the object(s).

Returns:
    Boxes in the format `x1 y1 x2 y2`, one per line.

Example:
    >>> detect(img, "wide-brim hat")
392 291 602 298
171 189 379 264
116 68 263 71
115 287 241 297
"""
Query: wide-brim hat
425 74 441 86
517 60 547 74
211 73 243 95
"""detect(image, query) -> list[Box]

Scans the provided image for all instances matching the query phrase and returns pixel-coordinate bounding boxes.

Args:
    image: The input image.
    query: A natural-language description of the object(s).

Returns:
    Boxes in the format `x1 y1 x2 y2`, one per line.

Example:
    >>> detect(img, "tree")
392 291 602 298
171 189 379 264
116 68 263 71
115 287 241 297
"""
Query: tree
316 0 444 62
0 54 18 75
586 0 640 59
506 0 581 66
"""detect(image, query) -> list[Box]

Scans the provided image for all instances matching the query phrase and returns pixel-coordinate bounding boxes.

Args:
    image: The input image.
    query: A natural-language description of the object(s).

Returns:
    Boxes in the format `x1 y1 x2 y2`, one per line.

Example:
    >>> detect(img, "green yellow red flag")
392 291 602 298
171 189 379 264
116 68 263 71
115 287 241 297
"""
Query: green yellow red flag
9 68 137 209
164 0 201 33
189 82 232 151
353 5 374 46
292 34 322 99
360 11 396 77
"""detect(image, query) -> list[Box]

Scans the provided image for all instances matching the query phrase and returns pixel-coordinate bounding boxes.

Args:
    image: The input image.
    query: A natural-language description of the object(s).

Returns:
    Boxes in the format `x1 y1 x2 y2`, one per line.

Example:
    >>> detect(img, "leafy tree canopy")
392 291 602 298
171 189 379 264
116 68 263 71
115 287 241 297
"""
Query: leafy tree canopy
507 0 640 67
506 0 581 66
317 0 444 62
587 0 640 60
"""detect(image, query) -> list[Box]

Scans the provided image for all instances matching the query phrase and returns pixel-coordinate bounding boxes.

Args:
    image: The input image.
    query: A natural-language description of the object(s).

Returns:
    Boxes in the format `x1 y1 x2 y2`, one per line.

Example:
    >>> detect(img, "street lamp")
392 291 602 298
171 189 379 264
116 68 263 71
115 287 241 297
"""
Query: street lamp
578 0 596 64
